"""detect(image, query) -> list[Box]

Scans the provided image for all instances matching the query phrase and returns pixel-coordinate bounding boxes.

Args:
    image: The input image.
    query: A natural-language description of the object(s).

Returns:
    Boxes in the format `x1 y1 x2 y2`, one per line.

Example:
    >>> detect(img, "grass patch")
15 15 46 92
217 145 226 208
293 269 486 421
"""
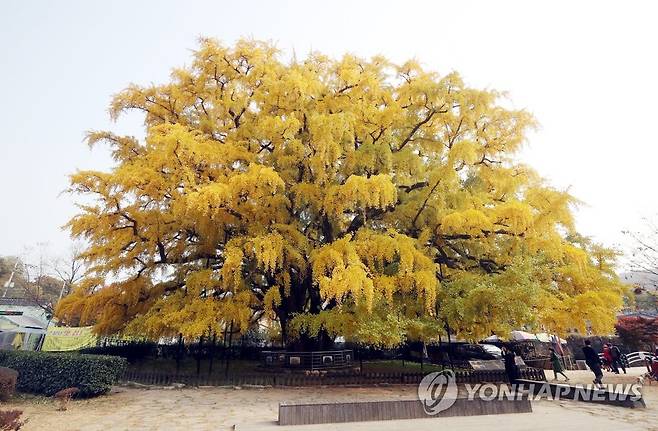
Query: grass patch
5 392 52 405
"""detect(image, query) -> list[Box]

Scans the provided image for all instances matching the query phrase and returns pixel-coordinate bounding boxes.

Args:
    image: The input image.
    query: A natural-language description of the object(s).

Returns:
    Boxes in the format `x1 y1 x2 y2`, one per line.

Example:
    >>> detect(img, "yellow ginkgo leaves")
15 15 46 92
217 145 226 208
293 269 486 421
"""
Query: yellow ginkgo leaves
57 38 623 346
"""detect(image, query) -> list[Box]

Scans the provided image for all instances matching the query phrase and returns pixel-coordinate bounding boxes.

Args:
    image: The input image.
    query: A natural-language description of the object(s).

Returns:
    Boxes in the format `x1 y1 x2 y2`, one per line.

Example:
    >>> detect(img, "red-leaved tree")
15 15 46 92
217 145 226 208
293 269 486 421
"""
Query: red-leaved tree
615 315 658 351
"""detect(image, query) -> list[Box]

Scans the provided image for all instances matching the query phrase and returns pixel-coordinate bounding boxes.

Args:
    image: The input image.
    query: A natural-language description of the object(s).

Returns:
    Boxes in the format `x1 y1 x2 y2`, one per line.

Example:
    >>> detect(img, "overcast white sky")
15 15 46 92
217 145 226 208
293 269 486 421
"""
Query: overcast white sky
1 1 656 265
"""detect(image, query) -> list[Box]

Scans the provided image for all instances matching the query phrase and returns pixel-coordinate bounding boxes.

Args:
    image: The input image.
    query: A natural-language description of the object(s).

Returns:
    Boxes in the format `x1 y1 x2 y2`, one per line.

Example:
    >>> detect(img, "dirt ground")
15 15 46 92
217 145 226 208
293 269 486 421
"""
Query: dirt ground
2 367 657 431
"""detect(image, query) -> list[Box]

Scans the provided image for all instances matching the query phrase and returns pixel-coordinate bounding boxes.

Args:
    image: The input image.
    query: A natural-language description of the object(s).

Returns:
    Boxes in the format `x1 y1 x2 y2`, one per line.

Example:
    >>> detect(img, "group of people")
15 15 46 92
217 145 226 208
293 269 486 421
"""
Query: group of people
603 343 627 373
501 340 639 387
502 345 571 383
501 345 571 384
582 340 629 385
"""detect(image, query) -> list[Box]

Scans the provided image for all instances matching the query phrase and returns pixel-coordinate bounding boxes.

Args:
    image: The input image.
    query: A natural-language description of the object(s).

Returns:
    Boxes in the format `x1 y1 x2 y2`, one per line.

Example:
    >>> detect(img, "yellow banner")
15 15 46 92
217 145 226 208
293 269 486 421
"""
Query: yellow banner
42 326 98 351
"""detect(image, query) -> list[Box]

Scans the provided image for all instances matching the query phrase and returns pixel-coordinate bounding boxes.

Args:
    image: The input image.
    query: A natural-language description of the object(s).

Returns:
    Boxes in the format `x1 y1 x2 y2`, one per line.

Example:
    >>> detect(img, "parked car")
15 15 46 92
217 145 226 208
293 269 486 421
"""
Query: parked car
480 343 502 359
426 342 502 363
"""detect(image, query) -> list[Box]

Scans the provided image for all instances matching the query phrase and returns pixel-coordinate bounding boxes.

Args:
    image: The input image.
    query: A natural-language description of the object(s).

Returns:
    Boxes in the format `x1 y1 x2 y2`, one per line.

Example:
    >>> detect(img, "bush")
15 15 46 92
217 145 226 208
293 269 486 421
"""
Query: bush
0 368 17 401
0 410 26 431
0 351 127 397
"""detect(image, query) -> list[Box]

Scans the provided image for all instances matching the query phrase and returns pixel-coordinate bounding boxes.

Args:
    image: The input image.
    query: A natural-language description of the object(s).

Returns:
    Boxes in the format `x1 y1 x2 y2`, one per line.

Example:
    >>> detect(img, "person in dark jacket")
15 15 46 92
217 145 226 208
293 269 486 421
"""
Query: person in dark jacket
610 344 626 374
502 346 520 384
583 340 603 385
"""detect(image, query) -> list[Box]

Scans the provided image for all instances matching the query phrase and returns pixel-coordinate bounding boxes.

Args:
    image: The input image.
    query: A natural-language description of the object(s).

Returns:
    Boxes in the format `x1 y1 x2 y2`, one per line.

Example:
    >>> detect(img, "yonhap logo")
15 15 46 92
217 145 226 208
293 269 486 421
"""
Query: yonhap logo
417 370 458 415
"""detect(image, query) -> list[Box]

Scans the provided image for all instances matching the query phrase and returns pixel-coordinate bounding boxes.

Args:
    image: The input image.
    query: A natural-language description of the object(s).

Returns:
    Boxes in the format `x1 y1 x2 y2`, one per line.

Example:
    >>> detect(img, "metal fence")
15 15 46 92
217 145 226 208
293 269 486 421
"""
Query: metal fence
121 367 546 387
597 351 656 367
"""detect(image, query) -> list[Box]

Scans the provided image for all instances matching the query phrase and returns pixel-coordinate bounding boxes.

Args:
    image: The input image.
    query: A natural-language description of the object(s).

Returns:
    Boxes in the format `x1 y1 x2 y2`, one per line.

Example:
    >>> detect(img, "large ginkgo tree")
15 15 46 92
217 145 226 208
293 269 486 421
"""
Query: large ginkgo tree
57 39 624 348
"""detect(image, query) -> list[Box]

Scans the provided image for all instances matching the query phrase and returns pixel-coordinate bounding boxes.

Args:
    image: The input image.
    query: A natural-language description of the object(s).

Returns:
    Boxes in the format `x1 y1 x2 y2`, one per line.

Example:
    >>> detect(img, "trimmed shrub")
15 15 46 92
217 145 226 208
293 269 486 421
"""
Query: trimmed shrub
0 351 126 397
0 368 17 401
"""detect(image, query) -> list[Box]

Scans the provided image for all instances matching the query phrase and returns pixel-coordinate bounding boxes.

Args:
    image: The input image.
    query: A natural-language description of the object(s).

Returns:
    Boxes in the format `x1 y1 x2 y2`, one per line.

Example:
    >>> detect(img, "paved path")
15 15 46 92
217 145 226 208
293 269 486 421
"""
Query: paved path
5 368 656 430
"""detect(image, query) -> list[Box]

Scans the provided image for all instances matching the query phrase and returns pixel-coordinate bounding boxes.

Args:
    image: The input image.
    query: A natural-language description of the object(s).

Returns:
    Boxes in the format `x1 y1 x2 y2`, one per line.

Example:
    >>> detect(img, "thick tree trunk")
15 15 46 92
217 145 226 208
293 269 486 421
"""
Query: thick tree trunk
273 270 337 351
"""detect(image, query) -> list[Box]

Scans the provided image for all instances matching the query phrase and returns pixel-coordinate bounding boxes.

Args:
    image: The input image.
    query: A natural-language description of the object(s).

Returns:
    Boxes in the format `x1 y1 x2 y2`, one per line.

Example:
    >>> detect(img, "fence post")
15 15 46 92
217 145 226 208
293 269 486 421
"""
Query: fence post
176 333 183 376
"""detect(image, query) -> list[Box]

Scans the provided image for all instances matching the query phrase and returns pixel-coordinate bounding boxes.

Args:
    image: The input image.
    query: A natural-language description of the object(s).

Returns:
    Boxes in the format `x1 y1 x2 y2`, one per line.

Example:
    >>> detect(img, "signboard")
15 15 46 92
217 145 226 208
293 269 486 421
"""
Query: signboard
41 326 97 351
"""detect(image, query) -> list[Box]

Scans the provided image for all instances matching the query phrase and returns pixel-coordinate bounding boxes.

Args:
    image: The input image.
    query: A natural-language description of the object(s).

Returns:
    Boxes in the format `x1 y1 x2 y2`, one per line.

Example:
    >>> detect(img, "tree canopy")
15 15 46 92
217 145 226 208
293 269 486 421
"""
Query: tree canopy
57 39 624 346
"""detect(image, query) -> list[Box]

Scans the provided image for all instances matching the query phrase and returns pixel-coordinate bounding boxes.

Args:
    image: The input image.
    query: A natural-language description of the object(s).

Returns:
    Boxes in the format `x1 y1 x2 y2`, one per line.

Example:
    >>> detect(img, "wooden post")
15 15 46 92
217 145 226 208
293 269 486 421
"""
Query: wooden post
445 320 454 370
358 345 364 373
222 324 229 366
225 321 234 378
196 335 204 376
420 341 425 373
176 333 183 376
208 332 216 375
438 334 445 370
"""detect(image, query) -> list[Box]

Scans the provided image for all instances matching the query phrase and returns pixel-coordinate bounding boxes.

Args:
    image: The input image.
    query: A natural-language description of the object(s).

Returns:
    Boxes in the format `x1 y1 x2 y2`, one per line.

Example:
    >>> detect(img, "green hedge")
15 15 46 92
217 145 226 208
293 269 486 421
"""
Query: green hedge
0 350 127 397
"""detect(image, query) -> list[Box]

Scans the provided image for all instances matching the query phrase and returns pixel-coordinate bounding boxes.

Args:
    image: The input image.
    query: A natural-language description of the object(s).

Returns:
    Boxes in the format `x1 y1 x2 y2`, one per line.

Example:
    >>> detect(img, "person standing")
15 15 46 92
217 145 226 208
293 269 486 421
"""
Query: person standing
610 344 625 374
583 340 603 386
502 346 520 384
549 347 569 381
602 344 614 372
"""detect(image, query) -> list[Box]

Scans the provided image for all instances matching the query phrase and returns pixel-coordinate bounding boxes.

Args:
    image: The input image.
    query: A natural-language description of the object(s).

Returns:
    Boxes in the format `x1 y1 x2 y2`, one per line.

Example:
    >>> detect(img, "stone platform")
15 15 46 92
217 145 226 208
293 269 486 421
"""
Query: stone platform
516 379 645 408
277 397 532 426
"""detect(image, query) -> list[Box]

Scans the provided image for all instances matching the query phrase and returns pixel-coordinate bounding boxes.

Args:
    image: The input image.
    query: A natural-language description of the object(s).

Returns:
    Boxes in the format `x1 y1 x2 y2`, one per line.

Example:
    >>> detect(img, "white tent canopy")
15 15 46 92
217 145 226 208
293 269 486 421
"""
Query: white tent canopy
0 315 47 350
510 330 567 344
536 332 567 344
0 315 46 335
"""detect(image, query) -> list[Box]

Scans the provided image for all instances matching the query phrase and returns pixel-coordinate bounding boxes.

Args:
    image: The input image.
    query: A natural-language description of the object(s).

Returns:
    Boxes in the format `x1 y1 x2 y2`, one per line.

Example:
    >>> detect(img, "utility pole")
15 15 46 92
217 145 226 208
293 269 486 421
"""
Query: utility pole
2 261 19 298
57 280 67 303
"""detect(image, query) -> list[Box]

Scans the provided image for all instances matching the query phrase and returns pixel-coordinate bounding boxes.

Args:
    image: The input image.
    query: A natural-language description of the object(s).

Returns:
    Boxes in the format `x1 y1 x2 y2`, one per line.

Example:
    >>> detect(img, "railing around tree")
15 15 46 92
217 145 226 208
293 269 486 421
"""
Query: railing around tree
121 367 546 387
260 350 354 370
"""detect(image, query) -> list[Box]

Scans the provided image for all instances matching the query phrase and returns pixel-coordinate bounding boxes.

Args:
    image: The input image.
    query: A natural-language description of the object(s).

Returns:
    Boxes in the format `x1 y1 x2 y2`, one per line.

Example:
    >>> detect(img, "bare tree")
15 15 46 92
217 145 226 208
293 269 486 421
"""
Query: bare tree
51 242 85 301
625 215 658 290
4 242 85 315
20 243 60 315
